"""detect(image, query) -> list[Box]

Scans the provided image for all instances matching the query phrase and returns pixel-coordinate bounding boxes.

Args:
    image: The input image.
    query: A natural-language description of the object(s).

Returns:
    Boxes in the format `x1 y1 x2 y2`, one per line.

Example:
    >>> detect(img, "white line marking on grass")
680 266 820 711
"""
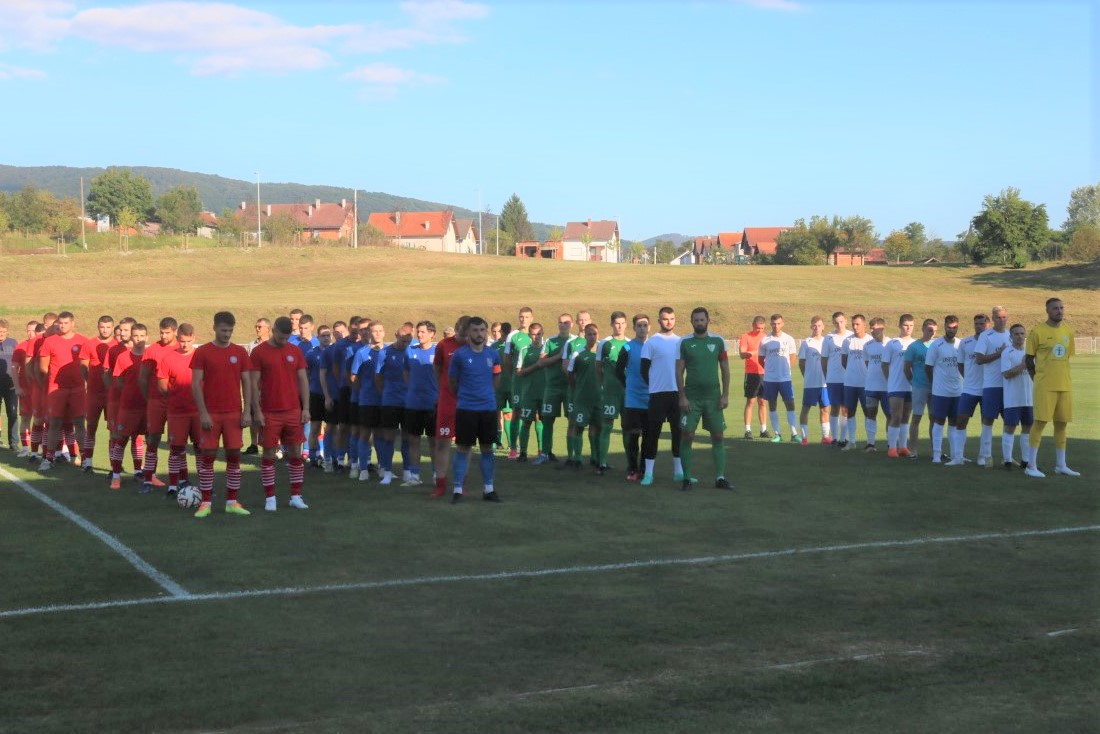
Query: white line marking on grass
1046 628 1079 637
767 649 929 670
0 466 190 599
1 523 1097 619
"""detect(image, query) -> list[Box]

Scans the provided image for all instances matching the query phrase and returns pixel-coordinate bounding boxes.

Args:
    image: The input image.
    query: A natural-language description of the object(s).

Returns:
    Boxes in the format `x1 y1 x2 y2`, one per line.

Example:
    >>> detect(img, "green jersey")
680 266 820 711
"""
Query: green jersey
515 342 546 405
568 348 602 405
491 338 512 393
541 335 569 392
679 334 728 400
599 337 628 401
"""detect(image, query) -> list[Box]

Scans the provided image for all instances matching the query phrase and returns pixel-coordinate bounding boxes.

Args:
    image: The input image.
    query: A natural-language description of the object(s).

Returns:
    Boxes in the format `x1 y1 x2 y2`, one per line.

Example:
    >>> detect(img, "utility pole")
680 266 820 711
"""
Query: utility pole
495 209 499 256
254 172 261 248
79 176 87 250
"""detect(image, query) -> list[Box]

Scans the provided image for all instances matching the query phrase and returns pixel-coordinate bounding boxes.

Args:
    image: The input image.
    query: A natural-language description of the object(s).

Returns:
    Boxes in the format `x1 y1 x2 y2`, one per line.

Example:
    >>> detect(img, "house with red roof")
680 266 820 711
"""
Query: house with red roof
741 227 792 258
453 218 480 253
562 219 620 262
235 199 356 242
366 210 473 253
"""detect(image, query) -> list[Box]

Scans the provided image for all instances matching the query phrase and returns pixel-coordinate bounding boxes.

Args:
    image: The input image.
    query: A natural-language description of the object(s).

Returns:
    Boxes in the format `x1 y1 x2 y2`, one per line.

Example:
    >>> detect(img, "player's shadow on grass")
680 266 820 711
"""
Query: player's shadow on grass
967 261 1100 291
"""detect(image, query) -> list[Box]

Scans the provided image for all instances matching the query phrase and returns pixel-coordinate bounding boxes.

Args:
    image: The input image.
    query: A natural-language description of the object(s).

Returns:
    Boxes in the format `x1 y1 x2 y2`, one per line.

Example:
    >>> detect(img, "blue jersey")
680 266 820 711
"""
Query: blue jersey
904 339 932 390
376 344 410 407
320 344 341 393
290 334 320 349
405 342 438 411
330 337 354 388
305 343 325 395
351 344 383 406
622 338 650 409
449 345 501 411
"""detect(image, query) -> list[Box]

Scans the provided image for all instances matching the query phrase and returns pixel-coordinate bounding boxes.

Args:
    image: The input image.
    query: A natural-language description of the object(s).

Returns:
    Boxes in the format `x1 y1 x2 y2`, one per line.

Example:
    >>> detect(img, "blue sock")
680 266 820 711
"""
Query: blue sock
323 431 334 460
480 451 495 486
382 438 395 472
348 435 358 464
453 451 469 490
400 437 409 471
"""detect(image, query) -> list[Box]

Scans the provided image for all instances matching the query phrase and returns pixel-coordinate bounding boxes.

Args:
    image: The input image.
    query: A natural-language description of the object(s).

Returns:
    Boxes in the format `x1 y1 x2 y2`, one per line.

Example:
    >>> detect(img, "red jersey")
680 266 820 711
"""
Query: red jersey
739 330 766 375
190 342 251 413
41 332 89 390
80 337 117 398
13 340 32 390
157 348 198 415
142 340 178 399
434 336 461 406
105 342 130 402
250 341 306 413
113 348 148 411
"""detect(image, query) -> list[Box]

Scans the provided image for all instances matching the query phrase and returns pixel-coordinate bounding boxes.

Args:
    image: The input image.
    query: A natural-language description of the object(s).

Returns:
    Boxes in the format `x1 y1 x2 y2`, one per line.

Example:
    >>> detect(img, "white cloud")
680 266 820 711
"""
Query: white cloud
0 62 47 80
0 0 74 51
344 0 489 53
345 63 441 86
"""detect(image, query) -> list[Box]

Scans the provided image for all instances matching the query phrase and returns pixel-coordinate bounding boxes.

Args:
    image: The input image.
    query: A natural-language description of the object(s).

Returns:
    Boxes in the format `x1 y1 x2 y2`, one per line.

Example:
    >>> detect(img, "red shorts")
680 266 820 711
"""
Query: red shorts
146 397 168 435
436 401 457 442
260 409 304 449
19 388 33 418
48 386 86 420
167 413 202 447
85 393 108 424
199 412 245 452
30 384 45 419
116 407 148 438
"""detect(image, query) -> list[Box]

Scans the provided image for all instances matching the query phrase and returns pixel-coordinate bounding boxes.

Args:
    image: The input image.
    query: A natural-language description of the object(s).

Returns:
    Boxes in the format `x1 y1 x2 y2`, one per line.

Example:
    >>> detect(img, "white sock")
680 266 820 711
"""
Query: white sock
1055 448 1067 468
821 421 831 438
980 424 993 457
800 424 808 439
899 429 908 450
786 411 797 434
829 415 839 439
848 416 857 443
887 425 898 448
1001 432 1015 463
865 418 877 444
672 456 683 475
954 428 966 459
931 423 943 458
744 424 752 433
769 411 780 434
644 458 655 477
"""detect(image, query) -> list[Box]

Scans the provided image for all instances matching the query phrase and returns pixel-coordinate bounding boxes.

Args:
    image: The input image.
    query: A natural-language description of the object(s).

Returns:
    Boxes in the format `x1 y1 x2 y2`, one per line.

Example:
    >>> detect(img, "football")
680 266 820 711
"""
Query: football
176 485 203 510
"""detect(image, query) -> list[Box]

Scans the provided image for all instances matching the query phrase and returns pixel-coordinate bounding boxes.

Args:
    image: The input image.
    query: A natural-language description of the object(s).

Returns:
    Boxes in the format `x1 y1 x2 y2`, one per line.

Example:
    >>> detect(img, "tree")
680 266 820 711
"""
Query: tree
969 187 1049 267
1065 225 1100 262
903 221 927 252
837 215 876 255
624 240 646 263
263 211 302 245
156 185 203 234
882 230 912 264
9 185 47 236
86 167 155 225
774 227 827 264
1063 183 1100 234
548 226 563 241
42 192 80 241
116 206 137 250
499 194 534 243
652 239 678 264
218 207 244 244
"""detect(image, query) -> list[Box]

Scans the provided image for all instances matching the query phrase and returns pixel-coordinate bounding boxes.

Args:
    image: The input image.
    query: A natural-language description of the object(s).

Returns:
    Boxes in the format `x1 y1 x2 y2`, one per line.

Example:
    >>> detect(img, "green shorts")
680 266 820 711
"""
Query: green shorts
680 396 726 434
572 402 602 429
542 388 567 418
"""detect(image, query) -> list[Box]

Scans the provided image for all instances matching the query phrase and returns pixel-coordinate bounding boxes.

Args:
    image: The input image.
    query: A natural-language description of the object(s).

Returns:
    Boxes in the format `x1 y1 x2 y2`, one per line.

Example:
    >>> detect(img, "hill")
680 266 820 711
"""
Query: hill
642 233 692 247
0 164 554 240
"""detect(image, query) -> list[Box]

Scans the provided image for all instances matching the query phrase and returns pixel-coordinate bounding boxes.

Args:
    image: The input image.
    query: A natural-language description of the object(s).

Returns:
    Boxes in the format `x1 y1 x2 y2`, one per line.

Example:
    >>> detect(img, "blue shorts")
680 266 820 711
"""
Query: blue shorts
864 390 891 419
763 381 795 403
930 394 959 423
981 388 1004 421
957 392 982 418
843 386 865 414
826 383 845 408
802 386 830 409
888 390 912 403
1003 405 1033 428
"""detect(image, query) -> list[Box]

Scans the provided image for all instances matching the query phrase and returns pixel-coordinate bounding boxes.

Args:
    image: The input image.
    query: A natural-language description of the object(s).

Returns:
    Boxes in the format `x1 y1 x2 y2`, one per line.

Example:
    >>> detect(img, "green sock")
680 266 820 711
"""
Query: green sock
543 418 555 457
681 441 693 480
588 431 598 464
599 423 613 467
519 421 532 453
535 420 543 452
508 415 520 448
711 441 726 477
502 418 513 448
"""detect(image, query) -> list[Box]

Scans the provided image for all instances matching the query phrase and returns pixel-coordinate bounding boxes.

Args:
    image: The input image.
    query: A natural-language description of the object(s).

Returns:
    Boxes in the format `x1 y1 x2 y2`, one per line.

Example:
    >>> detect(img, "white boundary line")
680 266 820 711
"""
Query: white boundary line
0 466 189 599
0 520 1096 619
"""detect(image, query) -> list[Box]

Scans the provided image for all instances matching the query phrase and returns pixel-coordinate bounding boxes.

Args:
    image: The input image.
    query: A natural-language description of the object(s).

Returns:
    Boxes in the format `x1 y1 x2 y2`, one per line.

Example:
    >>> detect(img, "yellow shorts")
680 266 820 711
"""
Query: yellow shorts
1033 390 1072 423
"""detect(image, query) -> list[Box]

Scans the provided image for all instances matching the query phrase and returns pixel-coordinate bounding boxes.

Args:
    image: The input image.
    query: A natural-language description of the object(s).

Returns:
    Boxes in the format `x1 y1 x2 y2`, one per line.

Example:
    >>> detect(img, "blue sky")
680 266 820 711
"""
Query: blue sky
0 0 1094 241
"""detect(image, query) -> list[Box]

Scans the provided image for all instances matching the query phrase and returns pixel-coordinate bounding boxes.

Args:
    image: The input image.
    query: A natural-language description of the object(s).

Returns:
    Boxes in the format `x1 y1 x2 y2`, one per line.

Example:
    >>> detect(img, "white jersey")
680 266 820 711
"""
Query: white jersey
798 335 827 389
760 333 797 382
975 328 1011 389
640 332 681 393
958 334 984 396
841 334 873 387
883 337 915 393
926 337 963 397
821 331 851 384
863 339 889 392
1000 345 1033 408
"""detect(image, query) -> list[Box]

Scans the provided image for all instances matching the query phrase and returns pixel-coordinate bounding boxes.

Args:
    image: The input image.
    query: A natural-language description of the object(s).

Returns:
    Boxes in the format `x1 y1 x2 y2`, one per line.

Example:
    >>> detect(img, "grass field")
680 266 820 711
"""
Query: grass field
1 250 1098 732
